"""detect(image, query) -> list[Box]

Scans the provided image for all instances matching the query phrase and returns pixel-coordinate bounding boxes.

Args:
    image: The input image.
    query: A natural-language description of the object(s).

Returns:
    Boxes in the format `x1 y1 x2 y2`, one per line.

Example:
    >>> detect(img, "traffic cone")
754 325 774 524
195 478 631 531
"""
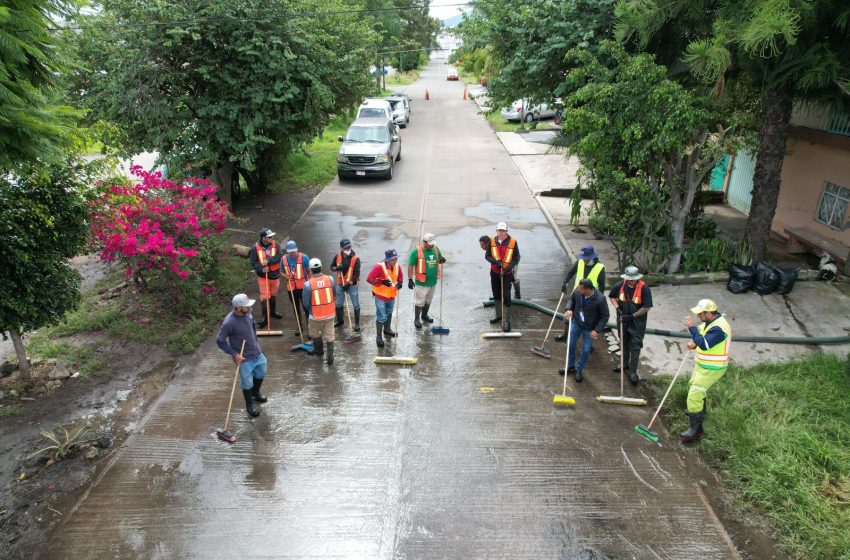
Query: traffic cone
425 89 430 101
463 88 468 100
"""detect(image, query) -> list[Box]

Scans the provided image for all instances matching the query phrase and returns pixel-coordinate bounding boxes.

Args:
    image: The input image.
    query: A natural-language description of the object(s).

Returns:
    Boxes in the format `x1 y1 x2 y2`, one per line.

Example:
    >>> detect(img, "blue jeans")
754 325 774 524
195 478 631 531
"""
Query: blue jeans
374 297 395 323
238 352 267 390
335 283 360 310
567 322 593 371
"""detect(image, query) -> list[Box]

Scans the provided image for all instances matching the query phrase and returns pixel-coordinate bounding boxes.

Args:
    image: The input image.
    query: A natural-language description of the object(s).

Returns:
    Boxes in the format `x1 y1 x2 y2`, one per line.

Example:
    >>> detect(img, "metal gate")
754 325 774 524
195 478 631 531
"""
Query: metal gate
727 150 756 214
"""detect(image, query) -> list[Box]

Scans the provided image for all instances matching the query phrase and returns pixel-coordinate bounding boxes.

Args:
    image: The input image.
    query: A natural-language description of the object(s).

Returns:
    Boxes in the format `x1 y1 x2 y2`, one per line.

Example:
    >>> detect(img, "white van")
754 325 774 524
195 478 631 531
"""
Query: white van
357 98 394 122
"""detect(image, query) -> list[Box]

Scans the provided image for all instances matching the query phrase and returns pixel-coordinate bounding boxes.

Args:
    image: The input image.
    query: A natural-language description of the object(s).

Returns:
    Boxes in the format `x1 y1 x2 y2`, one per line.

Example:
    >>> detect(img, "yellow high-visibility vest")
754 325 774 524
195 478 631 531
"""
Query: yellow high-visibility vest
694 315 732 370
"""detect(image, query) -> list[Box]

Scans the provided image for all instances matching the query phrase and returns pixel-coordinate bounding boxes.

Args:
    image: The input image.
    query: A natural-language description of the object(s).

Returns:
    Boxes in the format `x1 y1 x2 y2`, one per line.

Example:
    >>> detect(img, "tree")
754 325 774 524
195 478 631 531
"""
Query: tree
0 162 90 378
616 0 850 262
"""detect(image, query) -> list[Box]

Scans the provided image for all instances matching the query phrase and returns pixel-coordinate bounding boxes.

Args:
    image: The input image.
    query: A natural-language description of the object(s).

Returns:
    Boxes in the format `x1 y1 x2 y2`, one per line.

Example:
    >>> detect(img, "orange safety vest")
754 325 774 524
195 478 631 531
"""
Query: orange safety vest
335 253 359 285
310 274 336 320
283 253 306 290
415 246 441 283
371 262 400 299
490 237 516 270
255 242 280 272
618 280 645 305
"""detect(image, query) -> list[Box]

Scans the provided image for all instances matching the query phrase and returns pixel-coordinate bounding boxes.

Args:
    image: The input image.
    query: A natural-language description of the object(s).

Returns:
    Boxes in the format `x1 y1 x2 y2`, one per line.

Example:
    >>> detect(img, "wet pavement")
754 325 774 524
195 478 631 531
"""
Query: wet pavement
41 62 740 559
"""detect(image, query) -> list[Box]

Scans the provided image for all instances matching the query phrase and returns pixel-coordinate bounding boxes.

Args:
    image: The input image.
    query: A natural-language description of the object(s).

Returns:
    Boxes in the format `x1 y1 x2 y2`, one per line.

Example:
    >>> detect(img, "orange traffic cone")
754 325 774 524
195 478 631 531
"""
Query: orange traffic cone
463 88 468 100
425 89 430 101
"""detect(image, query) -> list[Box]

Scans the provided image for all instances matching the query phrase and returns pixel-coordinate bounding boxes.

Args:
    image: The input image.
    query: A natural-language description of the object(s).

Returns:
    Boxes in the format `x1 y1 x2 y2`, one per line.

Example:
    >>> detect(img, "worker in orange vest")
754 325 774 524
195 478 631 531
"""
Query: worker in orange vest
330 238 361 332
282 240 312 337
366 249 404 347
608 265 653 385
407 232 446 329
302 258 336 365
485 222 521 332
248 228 283 328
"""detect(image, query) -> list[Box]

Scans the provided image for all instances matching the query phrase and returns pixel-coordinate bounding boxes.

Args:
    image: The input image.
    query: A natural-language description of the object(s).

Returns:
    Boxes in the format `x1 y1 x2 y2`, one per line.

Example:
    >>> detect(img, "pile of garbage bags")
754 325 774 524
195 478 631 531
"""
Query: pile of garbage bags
727 262 799 295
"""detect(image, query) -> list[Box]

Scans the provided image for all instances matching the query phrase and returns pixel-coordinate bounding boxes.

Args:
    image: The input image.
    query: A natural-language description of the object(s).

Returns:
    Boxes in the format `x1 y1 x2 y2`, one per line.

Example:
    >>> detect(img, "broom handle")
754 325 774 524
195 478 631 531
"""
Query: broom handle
619 320 625 398
345 291 353 328
500 266 505 330
562 317 572 397
265 271 272 335
288 288 305 343
224 340 246 431
646 350 691 430
542 291 566 346
438 264 443 326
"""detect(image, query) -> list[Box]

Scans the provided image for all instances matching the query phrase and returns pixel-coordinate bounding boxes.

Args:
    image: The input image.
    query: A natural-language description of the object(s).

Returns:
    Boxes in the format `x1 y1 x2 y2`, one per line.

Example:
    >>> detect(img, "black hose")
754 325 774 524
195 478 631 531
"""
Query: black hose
483 298 850 345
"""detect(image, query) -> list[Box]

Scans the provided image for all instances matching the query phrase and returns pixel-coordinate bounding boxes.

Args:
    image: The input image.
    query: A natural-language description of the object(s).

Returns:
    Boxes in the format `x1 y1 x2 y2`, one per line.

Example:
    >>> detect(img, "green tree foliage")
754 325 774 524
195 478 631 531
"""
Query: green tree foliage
616 0 850 262
0 0 78 170
0 161 90 377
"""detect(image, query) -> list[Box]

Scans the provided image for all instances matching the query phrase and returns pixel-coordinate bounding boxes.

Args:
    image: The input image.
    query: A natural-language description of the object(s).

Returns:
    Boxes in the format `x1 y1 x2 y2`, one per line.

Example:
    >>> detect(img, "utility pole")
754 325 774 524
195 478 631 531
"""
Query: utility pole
381 56 386 91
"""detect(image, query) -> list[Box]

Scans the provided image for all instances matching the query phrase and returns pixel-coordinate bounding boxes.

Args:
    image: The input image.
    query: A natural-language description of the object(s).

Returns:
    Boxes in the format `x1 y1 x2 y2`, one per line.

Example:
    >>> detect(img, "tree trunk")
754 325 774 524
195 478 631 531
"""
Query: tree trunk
241 166 269 195
211 161 234 209
9 330 29 378
667 216 687 274
743 83 795 263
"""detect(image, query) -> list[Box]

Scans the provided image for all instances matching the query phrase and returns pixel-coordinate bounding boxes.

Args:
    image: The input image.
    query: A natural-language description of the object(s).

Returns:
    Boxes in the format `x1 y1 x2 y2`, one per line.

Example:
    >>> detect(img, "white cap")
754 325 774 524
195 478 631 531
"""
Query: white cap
309 257 322 270
232 293 256 308
423 232 436 244
496 222 508 231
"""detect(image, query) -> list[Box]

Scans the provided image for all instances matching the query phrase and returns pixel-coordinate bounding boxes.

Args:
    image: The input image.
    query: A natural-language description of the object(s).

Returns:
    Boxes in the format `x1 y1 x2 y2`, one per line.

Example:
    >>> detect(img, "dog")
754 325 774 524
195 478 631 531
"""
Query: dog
818 251 838 282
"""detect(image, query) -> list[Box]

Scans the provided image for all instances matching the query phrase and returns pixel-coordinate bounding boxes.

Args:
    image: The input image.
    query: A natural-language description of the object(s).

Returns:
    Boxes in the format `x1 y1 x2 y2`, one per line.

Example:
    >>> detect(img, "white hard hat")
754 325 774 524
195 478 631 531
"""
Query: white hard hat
309 257 322 270
496 222 508 231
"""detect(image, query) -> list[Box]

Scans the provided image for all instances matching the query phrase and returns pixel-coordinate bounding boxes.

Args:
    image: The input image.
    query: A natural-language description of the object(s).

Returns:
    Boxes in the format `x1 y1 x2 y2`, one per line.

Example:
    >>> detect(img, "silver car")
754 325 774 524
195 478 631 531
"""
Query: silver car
386 95 410 128
499 99 560 122
337 119 402 181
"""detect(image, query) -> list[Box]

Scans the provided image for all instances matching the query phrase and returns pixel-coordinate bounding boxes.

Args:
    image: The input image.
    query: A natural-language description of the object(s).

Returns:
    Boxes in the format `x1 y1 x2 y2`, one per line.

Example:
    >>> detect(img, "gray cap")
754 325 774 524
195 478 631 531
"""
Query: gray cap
232 293 256 308
621 265 643 280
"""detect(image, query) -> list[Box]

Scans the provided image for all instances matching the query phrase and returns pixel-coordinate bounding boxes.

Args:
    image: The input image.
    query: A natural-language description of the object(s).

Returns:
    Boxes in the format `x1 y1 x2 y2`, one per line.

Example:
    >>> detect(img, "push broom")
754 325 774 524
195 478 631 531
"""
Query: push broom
217 341 246 443
374 288 417 365
257 271 283 337
342 299 361 344
531 291 565 358
288 287 314 353
596 321 647 406
635 350 691 443
431 264 450 335
482 268 521 339
552 317 575 406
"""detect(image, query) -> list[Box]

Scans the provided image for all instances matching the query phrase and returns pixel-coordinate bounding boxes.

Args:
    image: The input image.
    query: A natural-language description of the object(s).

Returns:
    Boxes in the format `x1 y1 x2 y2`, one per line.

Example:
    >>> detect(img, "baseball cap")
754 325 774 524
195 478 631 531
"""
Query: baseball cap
309 258 322 270
423 232 436 244
384 249 398 262
340 238 352 248
690 299 718 314
496 222 508 231
285 240 298 252
232 293 256 308
259 228 275 238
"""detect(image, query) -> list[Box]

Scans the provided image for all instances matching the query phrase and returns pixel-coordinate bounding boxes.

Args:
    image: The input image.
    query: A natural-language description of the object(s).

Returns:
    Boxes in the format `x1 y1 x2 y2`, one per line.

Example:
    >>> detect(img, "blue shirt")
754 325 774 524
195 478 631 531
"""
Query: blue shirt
216 311 262 359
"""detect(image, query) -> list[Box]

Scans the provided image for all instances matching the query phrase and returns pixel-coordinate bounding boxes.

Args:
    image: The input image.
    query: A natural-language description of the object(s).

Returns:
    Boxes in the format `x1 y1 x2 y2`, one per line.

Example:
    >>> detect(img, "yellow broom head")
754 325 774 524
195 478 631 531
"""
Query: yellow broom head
373 356 417 365
552 395 576 406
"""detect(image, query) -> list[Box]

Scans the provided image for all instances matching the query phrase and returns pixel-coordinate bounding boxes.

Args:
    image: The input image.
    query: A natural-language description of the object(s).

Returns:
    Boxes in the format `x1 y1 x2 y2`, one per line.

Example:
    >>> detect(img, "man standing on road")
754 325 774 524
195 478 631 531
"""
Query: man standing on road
608 265 652 385
558 279 609 382
248 228 284 329
367 249 404 347
555 244 606 342
215 294 267 418
302 259 336 365
485 222 520 332
282 240 312 337
407 232 446 329
681 299 732 442
330 238 361 332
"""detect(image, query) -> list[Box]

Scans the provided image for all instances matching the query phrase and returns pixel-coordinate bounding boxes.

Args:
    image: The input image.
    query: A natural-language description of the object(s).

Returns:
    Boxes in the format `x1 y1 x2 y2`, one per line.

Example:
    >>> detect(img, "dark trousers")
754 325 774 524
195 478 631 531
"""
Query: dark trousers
621 315 647 375
287 289 308 315
490 271 513 307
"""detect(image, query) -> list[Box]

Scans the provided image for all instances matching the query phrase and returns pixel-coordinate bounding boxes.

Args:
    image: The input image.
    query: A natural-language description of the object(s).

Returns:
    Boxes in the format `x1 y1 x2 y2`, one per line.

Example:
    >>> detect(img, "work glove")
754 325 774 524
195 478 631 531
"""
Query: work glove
343 283 351 291
330 264 337 272
396 281 403 289
381 279 393 287
621 314 633 323
408 279 415 289
561 282 567 293
438 256 446 264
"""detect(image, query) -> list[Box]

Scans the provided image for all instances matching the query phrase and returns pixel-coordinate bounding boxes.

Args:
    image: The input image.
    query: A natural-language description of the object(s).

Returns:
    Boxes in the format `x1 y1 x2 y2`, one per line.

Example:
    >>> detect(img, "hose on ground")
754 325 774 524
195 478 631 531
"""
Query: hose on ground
482 298 850 345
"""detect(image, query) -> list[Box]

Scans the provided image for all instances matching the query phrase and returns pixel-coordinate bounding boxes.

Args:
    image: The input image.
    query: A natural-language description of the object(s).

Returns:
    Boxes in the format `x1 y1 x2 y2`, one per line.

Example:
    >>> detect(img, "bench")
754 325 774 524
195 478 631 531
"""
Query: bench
784 226 850 273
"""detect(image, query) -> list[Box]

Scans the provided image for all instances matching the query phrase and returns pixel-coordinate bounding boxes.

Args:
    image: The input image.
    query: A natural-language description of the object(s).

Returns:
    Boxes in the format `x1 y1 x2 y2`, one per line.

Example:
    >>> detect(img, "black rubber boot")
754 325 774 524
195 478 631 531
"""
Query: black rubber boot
554 326 567 342
376 321 385 347
680 412 705 442
243 389 260 417
628 350 641 385
269 296 283 319
251 378 267 402
326 342 334 365
513 280 521 300
502 306 512 332
257 302 268 328
574 369 583 382
313 338 324 357
383 312 396 337
421 304 434 323
414 306 423 329
334 307 344 328
490 307 502 324
353 309 361 332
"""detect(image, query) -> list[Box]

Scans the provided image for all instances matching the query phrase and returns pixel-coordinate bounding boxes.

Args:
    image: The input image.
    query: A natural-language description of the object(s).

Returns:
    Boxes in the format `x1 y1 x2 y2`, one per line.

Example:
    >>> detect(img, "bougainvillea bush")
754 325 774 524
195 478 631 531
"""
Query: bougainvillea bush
89 166 232 310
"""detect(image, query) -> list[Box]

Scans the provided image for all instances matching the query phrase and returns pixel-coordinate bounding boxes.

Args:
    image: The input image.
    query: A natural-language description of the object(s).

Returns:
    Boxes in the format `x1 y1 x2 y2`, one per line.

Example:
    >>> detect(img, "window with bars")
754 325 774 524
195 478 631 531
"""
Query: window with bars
815 182 850 230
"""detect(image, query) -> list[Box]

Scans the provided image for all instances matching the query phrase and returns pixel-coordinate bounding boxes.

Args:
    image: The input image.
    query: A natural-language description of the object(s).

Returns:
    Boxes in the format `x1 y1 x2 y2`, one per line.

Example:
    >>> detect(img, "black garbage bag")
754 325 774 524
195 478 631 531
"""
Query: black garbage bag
753 261 781 295
775 267 800 295
727 263 754 294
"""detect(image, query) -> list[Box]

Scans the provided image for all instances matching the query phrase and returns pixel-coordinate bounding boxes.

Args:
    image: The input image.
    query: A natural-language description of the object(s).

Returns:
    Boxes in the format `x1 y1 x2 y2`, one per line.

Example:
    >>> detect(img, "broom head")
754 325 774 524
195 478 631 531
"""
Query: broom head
290 343 314 353
596 395 647 406
431 326 450 335
343 334 362 344
374 356 417 365
481 332 521 338
216 429 236 443
257 330 283 336
635 424 660 443
531 346 552 359
552 394 576 406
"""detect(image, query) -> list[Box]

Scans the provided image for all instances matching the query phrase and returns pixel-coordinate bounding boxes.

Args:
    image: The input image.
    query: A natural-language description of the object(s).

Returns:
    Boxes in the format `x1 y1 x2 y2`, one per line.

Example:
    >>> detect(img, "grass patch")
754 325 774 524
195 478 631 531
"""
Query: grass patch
25 339 109 378
0 405 23 419
386 68 420 86
656 353 850 560
273 114 355 193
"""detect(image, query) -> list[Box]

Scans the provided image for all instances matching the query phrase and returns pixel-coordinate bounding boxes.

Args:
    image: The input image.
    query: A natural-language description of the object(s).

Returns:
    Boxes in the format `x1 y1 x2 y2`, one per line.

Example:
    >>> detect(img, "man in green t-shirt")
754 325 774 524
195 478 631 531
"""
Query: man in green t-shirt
407 232 446 329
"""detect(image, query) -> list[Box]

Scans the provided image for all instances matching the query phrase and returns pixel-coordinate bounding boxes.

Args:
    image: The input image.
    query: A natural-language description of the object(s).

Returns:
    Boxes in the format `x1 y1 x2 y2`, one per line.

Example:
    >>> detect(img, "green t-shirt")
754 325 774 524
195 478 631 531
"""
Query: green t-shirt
408 246 441 286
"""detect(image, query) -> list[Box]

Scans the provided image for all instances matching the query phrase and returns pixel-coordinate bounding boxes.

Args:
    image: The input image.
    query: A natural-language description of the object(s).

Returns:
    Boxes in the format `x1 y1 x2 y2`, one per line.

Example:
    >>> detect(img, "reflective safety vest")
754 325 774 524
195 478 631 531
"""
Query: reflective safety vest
618 280 645 305
255 242 280 272
335 253 359 285
310 274 336 320
490 237 516 270
283 253 306 290
695 315 732 370
371 262 400 299
575 261 603 289
415 246 441 283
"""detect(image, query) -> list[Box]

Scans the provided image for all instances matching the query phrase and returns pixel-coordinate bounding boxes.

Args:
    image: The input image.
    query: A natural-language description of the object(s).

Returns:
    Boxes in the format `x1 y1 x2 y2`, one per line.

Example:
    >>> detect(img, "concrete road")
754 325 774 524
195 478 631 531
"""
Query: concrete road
41 62 740 559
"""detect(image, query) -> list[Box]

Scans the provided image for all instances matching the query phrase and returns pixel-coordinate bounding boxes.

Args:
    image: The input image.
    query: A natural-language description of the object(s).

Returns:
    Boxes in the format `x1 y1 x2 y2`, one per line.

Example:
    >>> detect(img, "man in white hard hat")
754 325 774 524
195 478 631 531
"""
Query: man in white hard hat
485 222 520 332
407 232 446 329
302 258 336 365
215 294 267 417
681 299 732 442
608 265 652 385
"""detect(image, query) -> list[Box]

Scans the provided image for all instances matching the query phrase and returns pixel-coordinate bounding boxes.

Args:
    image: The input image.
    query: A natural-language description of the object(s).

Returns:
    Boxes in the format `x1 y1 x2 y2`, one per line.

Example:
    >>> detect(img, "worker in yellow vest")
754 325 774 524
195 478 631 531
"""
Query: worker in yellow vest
556 244 606 342
282 240 312 337
248 228 284 328
608 265 653 385
366 249 404 347
485 222 520 332
681 299 732 442
407 232 446 329
302 258 336 365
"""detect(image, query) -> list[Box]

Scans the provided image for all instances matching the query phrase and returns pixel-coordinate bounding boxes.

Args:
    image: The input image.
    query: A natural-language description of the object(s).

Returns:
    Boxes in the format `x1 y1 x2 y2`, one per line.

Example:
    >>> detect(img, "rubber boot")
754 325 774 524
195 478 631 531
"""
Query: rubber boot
513 280 521 300
326 342 334 365
269 296 283 319
489 306 502 324
680 412 705 442
251 378 267 402
628 350 641 385
334 307 344 328
414 306 423 329
257 302 268 328
353 309 361 332
243 389 260 417
421 304 434 323
383 312 396 337
554 326 567 342
502 306 512 332
376 321 385 347
574 368 583 382
313 338 324 357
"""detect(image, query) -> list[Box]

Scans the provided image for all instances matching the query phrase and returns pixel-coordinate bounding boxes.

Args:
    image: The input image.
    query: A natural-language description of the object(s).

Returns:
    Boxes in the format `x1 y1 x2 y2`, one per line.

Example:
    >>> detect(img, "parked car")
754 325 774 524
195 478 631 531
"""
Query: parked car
385 95 410 128
446 67 459 80
499 99 561 122
337 118 401 181
356 98 394 121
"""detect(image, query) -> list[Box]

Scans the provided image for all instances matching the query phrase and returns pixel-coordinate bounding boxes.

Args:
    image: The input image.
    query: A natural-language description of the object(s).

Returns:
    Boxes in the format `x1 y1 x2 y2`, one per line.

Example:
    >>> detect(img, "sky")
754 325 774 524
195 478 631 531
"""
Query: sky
429 1 471 21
